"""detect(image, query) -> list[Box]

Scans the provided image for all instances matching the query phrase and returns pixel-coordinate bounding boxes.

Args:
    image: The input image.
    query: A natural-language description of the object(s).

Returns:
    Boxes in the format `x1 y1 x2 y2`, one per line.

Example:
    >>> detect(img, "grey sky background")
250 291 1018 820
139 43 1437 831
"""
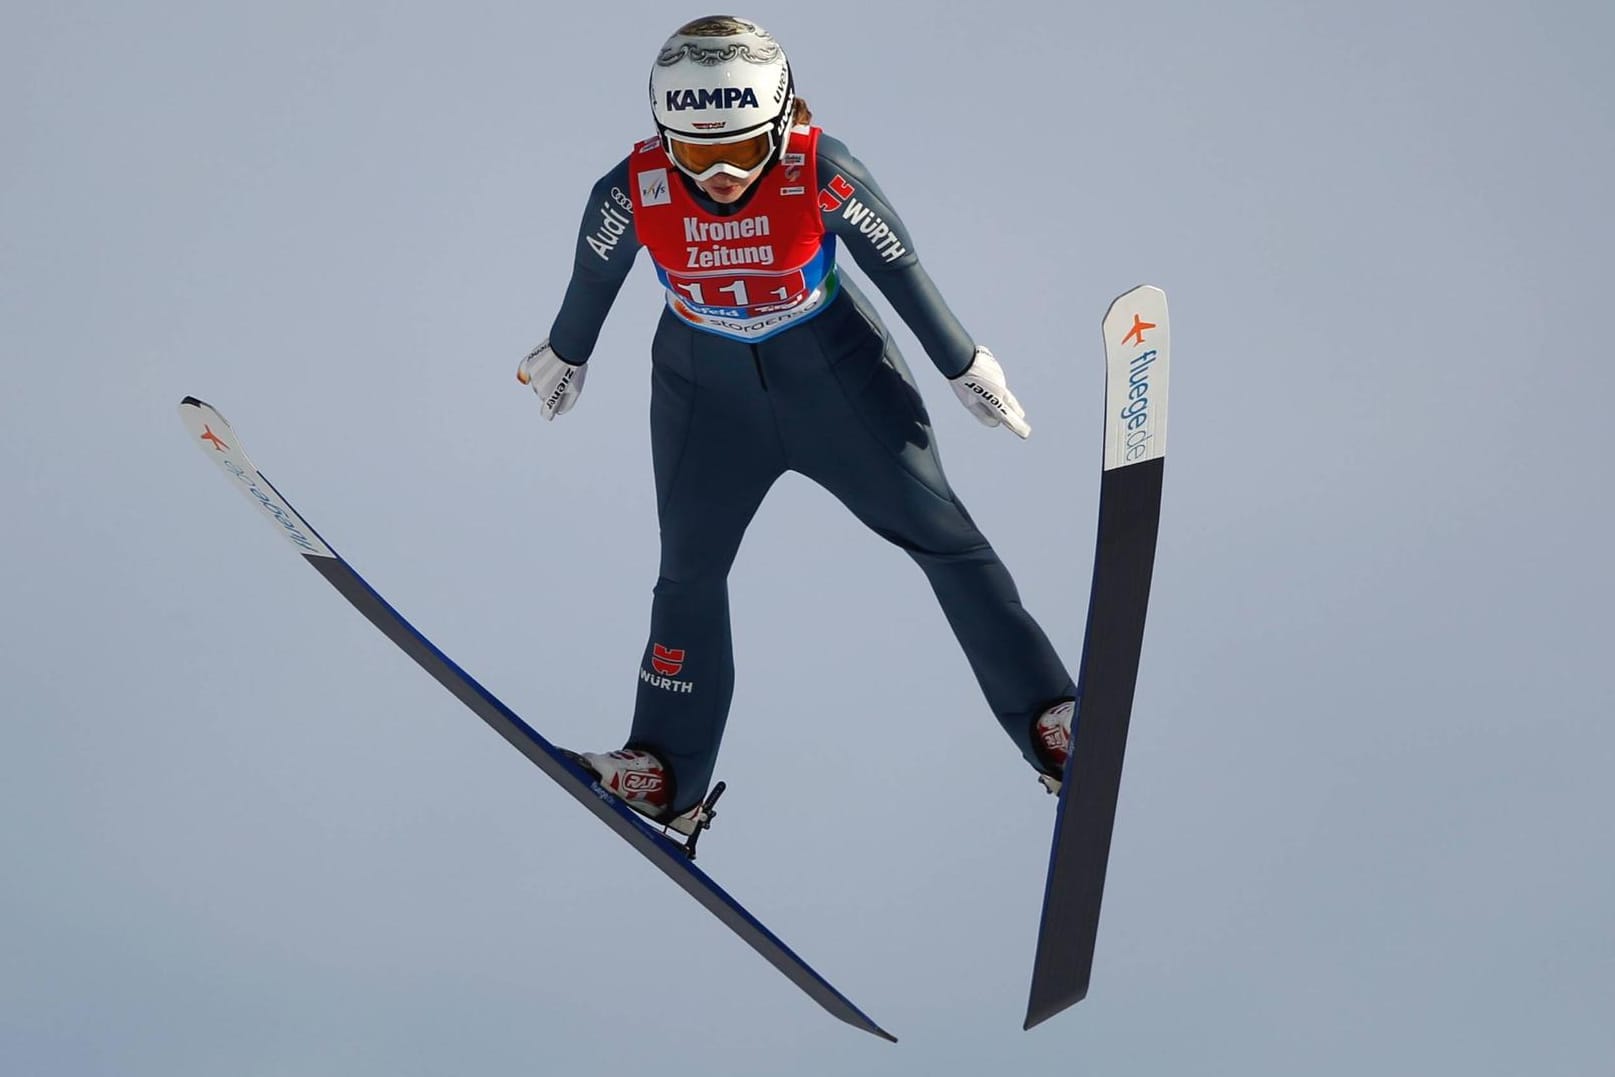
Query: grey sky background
4 1 1611 1074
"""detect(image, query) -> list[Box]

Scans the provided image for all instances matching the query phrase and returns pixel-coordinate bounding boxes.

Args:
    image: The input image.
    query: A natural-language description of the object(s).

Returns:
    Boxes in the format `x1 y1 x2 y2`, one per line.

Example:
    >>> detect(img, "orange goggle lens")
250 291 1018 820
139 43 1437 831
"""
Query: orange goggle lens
668 131 774 175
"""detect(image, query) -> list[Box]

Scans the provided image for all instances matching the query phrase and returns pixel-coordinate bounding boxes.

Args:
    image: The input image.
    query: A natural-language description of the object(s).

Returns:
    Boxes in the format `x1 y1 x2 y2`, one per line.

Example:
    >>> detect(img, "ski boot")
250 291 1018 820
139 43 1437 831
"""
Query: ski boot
1033 700 1076 795
574 748 724 858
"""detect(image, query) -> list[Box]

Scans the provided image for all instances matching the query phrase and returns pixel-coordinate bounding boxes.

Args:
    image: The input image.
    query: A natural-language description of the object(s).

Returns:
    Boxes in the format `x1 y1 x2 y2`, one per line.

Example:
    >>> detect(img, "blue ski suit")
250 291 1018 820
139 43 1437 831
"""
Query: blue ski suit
546 128 1074 815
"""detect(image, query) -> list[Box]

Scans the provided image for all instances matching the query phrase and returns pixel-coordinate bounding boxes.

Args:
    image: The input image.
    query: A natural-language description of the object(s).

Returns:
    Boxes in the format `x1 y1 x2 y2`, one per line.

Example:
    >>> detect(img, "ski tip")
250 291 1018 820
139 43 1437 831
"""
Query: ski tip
178 396 228 427
1100 283 1169 471
1104 283 1166 317
179 397 245 442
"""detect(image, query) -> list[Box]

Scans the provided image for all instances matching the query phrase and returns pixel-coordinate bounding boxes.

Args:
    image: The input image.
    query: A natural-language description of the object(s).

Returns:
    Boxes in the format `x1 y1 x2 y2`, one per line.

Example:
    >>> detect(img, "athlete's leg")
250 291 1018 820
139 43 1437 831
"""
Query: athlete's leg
626 316 784 813
771 290 1075 770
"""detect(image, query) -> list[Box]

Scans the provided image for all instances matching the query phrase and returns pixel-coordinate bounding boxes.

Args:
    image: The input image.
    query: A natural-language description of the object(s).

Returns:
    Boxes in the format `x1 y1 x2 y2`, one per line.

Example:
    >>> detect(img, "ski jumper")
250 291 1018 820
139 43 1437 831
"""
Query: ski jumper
547 126 1076 815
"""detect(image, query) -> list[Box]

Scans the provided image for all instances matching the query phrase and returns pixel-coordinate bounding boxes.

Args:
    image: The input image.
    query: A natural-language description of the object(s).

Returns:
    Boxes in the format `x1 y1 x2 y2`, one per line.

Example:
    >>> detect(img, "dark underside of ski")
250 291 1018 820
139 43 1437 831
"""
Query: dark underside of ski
179 396 895 1043
1025 285 1169 1030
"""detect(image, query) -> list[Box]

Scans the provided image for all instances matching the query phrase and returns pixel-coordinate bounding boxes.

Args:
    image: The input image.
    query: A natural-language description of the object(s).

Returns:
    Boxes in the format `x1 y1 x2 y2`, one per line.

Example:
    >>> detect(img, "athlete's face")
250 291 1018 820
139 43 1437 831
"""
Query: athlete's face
696 166 763 204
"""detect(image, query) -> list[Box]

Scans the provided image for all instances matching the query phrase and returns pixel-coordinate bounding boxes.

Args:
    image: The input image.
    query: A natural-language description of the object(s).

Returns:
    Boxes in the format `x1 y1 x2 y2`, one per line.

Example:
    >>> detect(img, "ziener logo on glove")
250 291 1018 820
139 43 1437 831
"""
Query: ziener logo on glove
968 382 1006 411
544 367 578 411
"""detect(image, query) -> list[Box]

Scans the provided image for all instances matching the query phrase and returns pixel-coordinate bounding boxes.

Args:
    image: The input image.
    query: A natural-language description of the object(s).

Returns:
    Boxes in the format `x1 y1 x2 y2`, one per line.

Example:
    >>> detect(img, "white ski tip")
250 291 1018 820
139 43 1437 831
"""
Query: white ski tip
1100 285 1169 471
178 396 335 558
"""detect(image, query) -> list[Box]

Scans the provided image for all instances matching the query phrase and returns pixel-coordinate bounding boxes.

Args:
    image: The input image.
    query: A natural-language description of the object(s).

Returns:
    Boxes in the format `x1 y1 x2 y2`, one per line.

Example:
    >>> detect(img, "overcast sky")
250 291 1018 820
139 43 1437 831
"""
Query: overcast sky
4 2 1612 1074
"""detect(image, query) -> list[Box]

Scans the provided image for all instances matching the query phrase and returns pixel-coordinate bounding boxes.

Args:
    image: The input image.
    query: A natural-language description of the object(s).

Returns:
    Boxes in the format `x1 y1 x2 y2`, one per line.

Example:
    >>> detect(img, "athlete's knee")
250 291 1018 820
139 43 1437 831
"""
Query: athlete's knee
905 539 1001 575
871 506 992 565
656 535 745 586
652 569 731 600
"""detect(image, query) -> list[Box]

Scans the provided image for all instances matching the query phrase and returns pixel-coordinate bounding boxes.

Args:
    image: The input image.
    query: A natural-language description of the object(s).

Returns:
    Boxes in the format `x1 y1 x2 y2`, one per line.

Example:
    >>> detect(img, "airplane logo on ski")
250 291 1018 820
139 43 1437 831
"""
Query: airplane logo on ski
199 425 230 452
1121 313 1156 348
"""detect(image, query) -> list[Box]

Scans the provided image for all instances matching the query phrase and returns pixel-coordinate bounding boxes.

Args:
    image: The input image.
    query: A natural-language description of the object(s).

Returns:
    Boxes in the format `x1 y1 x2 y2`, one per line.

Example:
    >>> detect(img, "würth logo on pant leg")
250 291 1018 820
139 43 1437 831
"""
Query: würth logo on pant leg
642 643 695 694
651 644 686 676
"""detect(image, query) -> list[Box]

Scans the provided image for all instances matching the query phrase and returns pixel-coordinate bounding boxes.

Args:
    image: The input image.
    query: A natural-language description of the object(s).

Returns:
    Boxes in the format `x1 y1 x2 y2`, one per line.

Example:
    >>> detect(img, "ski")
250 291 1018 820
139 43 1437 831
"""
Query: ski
1024 285 1169 1030
177 396 895 1043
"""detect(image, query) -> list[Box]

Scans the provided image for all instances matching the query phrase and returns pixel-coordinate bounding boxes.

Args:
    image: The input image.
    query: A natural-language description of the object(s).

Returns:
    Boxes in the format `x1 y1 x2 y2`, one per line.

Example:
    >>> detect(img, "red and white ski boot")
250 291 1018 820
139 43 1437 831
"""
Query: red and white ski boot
577 748 719 848
579 748 672 812
1034 700 1076 794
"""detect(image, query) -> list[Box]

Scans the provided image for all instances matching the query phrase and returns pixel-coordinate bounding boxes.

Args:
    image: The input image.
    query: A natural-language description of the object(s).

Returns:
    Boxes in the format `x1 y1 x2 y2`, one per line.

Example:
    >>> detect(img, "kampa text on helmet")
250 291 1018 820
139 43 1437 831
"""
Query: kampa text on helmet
665 86 762 112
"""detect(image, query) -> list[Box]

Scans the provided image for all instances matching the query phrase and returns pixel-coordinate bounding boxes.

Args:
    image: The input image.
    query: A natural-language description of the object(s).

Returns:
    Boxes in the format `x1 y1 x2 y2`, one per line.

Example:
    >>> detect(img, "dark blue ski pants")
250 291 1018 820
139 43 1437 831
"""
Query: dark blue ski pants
628 282 1075 814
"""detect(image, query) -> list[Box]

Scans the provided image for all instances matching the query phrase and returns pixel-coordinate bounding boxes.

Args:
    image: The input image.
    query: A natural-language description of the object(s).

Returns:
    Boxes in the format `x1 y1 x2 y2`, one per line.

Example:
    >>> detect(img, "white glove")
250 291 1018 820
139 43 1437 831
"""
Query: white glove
516 339 587 420
949 346 1030 438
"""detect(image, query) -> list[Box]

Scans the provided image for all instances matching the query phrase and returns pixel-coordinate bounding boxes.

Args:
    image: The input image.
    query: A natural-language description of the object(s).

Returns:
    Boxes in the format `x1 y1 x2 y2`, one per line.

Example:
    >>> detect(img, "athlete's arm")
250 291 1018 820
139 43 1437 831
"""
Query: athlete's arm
546 157 644 363
816 134 976 377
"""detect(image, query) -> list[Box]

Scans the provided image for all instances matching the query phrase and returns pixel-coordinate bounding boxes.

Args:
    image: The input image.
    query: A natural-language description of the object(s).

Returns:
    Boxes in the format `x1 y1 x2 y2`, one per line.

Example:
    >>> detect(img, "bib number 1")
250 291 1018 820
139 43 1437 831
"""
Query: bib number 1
668 268 808 314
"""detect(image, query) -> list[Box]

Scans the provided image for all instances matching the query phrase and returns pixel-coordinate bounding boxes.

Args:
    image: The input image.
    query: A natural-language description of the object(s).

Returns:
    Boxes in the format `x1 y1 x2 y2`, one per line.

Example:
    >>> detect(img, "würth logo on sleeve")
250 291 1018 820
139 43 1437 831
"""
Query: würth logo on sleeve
817 174 855 212
818 173 907 263
651 643 686 676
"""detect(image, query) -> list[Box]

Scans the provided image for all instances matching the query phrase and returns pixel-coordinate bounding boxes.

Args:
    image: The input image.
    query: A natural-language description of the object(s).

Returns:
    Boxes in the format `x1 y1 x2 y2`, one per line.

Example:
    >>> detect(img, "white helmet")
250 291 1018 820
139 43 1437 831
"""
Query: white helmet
649 16 796 182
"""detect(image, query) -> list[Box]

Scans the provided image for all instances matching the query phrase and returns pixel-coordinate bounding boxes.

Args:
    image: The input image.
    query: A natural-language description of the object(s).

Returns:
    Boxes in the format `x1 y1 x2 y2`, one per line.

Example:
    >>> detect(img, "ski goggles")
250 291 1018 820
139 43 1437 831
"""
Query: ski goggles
665 128 776 182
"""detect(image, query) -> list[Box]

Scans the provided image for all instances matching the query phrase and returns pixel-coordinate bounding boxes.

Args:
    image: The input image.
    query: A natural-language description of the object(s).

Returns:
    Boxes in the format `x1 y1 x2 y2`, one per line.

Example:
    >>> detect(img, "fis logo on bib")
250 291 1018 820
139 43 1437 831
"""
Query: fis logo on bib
664 87 760 111
638 168 670 207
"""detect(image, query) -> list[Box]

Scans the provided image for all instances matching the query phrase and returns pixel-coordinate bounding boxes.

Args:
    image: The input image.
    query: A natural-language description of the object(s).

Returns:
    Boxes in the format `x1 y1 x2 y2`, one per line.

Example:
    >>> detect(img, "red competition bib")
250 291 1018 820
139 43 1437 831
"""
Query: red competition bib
631 126 837 342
